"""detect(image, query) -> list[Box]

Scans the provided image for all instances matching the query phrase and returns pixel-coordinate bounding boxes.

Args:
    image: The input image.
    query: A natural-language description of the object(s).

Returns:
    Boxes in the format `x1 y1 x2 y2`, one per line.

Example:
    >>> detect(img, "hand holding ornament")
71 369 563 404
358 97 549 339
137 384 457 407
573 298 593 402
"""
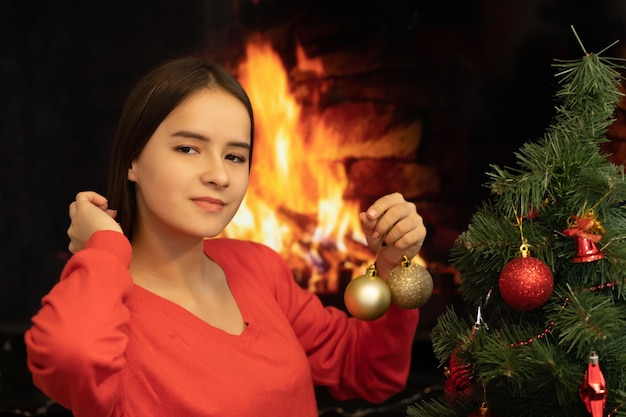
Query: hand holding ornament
344 193 432 320
358 192 426 279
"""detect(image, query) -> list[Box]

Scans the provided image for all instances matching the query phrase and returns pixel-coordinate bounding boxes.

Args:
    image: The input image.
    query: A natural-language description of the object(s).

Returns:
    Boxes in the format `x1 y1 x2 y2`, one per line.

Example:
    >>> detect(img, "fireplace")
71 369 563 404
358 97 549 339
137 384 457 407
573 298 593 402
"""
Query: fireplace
209 30 469 334
218 36 431 295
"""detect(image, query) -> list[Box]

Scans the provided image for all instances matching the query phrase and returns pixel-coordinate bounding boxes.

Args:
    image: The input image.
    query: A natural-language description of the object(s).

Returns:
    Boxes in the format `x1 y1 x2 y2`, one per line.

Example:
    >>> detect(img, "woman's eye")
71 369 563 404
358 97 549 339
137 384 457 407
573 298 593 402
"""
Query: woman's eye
176 146 198 154
226 154 246 163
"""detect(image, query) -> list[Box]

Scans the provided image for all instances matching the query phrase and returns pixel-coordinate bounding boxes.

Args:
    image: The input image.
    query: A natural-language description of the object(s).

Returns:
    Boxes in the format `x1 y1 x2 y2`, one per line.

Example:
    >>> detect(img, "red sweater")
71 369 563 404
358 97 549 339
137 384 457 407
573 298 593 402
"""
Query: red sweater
25 231 419 417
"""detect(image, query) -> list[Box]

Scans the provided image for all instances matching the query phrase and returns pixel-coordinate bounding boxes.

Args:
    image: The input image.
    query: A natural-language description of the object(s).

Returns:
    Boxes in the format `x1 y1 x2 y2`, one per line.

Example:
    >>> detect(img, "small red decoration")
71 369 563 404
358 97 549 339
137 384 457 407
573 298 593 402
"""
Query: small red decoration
444 375 474 405
563 214 605 262
579 350 606 417
571 237 604 263
448 352 473 390
498 244 554 311
444 351 475 405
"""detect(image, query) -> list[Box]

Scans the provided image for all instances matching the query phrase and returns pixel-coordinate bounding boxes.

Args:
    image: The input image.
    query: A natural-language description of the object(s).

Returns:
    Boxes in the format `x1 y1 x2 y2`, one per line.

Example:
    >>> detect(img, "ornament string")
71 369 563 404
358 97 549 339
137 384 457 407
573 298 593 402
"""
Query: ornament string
512 206 529 253
479 380 489 416
585 186 614 214
564 188 612 240
372 229 390 267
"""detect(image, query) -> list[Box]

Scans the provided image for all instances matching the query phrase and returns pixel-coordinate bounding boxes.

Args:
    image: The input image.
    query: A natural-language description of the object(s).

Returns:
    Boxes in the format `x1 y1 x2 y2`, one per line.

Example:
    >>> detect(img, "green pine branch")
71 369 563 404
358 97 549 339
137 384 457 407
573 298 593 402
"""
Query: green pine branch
408 33 626 417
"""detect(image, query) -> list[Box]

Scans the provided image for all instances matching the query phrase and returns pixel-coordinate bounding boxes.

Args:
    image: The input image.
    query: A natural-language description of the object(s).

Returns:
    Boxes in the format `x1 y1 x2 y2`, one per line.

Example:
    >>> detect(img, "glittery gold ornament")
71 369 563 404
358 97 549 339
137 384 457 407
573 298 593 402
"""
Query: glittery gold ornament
344 264 391 321
387 256 433 309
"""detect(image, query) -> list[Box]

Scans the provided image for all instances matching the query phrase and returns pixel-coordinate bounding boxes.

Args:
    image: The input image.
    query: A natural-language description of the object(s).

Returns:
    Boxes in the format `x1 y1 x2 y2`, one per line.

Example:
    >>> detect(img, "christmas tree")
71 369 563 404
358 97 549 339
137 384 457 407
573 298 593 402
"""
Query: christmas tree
408 29 626 417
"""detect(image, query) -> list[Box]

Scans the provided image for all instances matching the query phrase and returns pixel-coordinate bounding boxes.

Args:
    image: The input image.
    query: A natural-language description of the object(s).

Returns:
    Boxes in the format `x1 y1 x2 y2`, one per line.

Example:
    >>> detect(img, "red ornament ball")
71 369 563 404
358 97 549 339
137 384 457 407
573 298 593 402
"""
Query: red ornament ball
498 256 554 311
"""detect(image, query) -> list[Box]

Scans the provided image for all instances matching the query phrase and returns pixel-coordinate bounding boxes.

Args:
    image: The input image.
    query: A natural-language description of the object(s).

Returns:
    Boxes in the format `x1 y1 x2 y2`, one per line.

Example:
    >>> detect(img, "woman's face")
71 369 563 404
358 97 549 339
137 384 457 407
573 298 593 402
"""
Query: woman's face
128 88 251 241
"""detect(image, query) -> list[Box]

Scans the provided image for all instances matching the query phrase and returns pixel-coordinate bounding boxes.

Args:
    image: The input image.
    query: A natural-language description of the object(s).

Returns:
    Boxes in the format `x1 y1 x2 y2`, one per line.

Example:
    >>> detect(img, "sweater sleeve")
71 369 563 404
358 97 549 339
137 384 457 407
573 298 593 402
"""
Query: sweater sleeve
265 246 420 403
24 230 134 416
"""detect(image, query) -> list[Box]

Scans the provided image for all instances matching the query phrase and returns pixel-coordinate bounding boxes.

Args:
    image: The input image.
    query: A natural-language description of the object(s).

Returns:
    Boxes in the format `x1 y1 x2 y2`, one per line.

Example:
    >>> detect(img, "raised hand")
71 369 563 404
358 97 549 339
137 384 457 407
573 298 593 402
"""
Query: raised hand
67 191 123 253
359 192 426 278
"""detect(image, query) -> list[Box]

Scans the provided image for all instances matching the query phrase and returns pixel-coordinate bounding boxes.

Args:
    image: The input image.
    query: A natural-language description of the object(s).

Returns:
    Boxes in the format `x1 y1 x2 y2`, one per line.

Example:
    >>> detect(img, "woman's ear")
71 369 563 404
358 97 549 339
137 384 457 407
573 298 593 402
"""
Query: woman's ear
128 162 137 182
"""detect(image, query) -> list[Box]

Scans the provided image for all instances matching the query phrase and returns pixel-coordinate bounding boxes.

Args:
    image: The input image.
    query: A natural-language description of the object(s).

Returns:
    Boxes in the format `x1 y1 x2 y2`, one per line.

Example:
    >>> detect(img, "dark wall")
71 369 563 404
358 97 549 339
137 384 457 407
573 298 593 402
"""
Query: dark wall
2 0 625 326
0 0 237 323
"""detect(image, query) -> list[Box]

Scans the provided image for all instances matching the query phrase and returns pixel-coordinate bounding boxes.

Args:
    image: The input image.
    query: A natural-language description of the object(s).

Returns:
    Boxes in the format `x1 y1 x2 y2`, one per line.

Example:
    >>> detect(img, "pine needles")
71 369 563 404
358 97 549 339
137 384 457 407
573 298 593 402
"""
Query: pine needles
408 31 626 417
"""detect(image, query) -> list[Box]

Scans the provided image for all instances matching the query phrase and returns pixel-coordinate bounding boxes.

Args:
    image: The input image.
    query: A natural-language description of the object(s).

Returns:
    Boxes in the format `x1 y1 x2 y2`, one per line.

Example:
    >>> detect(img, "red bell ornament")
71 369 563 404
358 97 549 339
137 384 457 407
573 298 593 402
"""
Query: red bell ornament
563 214 605 263
579 350 606 417
571 236 604 263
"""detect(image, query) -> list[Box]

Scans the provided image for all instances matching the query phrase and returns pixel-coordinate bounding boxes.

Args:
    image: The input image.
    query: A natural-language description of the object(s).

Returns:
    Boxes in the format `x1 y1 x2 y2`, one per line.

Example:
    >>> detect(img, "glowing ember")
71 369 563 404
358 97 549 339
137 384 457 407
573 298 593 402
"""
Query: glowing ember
220 38 371 293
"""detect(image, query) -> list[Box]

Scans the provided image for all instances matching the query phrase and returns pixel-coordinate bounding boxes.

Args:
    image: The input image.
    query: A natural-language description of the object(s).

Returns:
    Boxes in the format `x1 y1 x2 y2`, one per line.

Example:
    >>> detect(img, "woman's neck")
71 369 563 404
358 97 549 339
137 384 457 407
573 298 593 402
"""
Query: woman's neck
129 227 209 291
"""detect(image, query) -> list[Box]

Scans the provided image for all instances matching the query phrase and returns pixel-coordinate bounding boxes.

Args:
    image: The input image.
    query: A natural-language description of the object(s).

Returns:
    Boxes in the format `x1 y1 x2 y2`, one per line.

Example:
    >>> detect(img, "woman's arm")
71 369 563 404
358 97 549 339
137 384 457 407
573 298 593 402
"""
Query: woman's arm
277 192 425 402
25 230 133 416
273 255 419 403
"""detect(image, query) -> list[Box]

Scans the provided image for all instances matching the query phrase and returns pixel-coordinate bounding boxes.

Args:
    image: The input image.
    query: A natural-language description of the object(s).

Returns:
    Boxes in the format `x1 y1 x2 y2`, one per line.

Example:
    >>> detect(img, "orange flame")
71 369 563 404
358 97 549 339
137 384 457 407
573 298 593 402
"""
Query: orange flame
221 38 370 292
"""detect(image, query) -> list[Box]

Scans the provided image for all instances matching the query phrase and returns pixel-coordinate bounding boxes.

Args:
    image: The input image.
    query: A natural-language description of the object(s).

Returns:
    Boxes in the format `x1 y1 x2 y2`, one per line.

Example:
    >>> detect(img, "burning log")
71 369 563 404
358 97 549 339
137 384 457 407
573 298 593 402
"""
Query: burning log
346 159 439 200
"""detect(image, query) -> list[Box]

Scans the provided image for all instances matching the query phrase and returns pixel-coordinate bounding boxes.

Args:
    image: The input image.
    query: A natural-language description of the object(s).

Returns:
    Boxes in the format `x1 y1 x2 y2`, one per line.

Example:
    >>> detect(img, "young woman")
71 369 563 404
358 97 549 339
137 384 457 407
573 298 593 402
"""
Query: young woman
25 57 426 417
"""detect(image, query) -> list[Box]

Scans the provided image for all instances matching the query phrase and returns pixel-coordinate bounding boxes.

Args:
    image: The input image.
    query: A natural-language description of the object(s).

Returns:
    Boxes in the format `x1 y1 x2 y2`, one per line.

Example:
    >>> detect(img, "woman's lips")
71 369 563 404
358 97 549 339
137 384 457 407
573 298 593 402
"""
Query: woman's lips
192 198 225 212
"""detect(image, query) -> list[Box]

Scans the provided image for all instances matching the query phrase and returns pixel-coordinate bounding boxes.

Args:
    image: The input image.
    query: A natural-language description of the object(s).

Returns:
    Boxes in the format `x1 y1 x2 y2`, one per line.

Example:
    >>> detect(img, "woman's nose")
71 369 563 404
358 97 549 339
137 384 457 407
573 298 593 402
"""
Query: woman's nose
200 156 229 189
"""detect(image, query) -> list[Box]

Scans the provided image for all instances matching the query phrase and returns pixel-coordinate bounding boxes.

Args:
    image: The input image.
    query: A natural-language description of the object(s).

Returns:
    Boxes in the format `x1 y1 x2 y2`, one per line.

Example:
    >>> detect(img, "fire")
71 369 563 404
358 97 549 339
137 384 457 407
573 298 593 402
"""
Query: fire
220 38 372 292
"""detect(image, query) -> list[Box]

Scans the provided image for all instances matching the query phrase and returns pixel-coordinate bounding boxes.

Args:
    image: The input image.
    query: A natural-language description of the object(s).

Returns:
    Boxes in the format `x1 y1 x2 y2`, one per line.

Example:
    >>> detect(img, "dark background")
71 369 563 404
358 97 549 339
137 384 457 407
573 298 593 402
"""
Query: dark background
3 0 626 326
1 0 626 415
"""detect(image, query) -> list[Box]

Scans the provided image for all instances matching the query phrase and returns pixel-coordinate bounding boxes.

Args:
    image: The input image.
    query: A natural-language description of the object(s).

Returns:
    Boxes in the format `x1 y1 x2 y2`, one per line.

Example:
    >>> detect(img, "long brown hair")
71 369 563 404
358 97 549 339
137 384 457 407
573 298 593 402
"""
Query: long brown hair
106 56 254 240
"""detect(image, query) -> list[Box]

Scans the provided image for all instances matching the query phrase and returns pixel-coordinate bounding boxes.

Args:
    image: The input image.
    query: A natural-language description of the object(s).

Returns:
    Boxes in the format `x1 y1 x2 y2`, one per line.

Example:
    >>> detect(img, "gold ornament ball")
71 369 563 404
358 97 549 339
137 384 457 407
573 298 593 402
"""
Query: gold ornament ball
344 266 391 321
387 258 433 309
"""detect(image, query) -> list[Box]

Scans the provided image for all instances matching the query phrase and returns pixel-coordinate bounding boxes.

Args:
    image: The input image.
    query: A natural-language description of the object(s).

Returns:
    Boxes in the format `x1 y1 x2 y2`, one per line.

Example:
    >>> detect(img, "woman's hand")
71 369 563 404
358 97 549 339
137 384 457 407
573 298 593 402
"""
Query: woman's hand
67 191 123 253
359 192 426 279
